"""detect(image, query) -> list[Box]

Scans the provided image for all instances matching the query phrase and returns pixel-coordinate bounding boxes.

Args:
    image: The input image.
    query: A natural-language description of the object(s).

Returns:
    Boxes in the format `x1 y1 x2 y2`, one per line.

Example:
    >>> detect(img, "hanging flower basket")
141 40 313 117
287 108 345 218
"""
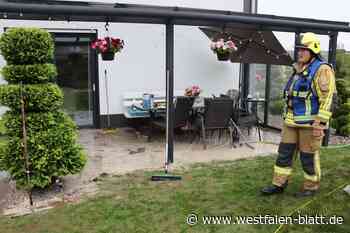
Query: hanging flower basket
101 51 115 61
210 38 237 62
91 37 124 61
217 52 230 61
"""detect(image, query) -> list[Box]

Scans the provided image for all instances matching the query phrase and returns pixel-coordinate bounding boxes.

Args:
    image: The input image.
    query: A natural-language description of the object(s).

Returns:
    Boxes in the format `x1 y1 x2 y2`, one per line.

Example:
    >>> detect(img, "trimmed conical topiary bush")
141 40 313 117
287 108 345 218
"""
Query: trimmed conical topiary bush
0 27 86 189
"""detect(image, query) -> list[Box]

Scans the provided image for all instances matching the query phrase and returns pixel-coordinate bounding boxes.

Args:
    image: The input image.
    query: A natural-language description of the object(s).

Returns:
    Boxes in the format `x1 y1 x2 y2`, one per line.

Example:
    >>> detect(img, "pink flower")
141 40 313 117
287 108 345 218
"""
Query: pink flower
256 74 263 81
216 41 224 49
91 37 124 54
226 40 235 48
99 44 105 50
101 47 108 53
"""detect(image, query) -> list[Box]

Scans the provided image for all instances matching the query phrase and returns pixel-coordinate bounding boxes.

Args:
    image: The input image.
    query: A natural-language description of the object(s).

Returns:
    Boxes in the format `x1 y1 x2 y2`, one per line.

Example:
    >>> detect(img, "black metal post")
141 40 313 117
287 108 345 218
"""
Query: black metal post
242 63 250 110
322 32 338 146
328 32 338 66
294 32 300 61
165 21 175 165
264 64 271 126
151 21 181 181
241 0 254 111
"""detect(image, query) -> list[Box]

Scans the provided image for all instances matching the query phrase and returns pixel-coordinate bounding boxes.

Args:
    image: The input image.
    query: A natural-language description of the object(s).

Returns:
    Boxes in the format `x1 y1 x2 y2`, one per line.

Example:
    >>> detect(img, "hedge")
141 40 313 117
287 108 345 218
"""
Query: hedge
0 83 63 112
0 27 54 65
1 63 57 84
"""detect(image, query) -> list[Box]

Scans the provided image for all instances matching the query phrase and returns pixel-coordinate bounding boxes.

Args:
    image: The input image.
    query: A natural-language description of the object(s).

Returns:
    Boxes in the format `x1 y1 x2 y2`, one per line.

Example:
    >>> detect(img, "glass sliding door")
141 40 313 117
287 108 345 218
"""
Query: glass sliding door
53 33 97 127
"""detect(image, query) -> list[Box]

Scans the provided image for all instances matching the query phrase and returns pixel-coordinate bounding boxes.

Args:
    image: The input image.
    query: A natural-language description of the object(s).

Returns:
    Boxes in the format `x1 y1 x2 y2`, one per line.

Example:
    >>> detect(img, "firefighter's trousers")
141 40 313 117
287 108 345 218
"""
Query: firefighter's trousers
272 123 323 191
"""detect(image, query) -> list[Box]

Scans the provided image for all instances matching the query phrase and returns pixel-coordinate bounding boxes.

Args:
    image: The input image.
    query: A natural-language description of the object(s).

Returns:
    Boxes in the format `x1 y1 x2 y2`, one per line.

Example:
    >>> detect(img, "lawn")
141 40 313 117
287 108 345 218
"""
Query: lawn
1 146 349 233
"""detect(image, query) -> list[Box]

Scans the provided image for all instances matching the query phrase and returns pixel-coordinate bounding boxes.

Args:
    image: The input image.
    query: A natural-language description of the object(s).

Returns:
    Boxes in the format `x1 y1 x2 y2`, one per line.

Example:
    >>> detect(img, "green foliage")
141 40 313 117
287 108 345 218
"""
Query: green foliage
269 98 284 115
1 63 57 84
335 79 350 104
0 136 86 188
332 50 350 136
339 124 350 135
334 102 350 117
0 83 63 112
0 117 6 136
0 27 54 65
2 111 75 137
0 27 86 189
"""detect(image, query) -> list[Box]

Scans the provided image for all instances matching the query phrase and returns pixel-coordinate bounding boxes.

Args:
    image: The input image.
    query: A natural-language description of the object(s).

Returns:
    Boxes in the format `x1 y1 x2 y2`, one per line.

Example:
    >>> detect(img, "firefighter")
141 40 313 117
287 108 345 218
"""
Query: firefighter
261 32 336 197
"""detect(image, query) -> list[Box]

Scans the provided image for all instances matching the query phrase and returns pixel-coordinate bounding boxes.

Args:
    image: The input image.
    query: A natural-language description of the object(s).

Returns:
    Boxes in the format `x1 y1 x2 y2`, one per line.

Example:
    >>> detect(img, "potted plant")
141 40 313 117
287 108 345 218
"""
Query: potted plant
210 39 237 61
184 85 201 97
91 37 125 61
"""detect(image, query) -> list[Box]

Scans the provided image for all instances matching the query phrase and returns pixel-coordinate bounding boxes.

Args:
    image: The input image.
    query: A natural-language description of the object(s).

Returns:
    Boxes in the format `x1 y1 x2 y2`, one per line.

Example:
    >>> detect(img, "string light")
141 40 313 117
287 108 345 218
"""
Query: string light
3 13 7 18
214 30 290 62
19 12 23 17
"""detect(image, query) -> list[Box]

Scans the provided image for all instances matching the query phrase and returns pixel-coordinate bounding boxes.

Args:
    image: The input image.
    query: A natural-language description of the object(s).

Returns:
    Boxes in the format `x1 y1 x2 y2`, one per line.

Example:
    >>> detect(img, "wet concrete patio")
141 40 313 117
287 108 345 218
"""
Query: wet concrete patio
0 127 279 216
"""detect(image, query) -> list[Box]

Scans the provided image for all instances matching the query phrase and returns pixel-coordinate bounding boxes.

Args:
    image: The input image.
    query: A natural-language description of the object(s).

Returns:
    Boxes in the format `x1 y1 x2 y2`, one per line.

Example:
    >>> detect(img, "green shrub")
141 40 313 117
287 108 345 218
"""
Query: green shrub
335 79 350 104
334 114 350 126
0 83 63 112
1 63 57 84
0 27 54 65
269 99 284 115
3 111 76 137
332 51 350 136
0 117 6 136
339 123 350 136
0 136 86 188
332 113 350 136
0 113 86 188
0 27 86 189
333 102 350 118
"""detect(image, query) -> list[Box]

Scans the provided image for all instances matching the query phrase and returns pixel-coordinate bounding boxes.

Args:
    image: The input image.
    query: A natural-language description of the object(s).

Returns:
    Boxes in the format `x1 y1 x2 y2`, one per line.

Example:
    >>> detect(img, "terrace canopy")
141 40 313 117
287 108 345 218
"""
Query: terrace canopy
0 0 349 169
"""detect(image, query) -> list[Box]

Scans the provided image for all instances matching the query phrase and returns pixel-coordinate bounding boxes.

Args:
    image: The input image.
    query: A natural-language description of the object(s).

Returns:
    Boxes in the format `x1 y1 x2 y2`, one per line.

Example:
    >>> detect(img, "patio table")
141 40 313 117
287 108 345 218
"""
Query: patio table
245 98 265 112
125 104 166 119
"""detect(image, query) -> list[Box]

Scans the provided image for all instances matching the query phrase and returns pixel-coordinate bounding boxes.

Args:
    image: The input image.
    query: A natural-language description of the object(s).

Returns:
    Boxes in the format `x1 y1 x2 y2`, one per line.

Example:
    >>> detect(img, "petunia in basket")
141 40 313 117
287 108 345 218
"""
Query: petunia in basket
210 39 237 61
91 37 125 60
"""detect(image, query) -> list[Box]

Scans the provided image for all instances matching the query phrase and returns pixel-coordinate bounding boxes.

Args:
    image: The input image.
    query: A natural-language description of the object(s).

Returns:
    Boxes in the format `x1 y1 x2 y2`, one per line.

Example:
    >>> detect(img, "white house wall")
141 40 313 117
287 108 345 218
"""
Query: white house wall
0 0 243 117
